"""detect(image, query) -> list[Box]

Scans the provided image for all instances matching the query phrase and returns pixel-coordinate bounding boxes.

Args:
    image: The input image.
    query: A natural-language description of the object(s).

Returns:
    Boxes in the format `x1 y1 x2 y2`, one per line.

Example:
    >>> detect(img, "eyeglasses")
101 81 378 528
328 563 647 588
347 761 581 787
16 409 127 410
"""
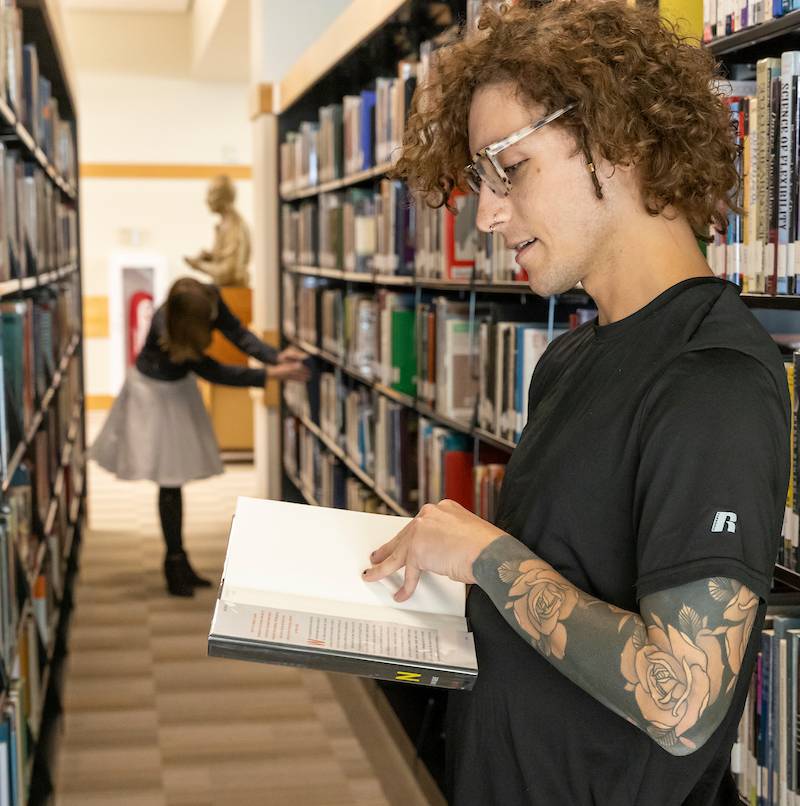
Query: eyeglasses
465 103 576 197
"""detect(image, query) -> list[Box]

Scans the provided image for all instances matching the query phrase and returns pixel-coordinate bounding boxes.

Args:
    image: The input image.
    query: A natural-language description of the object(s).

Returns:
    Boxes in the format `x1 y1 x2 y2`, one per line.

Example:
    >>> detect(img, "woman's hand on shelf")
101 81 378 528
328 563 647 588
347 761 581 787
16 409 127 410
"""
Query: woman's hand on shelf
277 345 309 363
363 499 507 602
266 361 311 384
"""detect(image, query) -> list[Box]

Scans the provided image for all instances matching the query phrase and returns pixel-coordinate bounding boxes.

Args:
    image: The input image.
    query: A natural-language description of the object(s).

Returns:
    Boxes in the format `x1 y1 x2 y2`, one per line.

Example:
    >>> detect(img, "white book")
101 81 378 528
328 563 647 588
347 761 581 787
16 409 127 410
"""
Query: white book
208 497 478 689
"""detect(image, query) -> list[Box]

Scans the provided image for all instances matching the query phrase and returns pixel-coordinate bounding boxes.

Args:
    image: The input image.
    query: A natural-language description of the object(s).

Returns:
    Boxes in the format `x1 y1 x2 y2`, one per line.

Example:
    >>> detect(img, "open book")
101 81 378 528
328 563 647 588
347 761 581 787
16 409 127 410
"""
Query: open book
208 497 478 689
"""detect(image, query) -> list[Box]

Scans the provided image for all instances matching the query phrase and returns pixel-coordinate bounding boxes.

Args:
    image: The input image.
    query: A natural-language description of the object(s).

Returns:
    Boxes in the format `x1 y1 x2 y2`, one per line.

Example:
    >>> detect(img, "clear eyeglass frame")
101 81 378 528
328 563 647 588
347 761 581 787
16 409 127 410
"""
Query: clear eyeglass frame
464 103 576 197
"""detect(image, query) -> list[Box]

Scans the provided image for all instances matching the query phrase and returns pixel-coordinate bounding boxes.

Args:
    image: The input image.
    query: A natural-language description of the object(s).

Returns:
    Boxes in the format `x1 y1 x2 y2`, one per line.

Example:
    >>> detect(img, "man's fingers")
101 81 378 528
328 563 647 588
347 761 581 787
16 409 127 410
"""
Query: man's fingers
394 564 421 603
370 534 401 566
363 549 405 582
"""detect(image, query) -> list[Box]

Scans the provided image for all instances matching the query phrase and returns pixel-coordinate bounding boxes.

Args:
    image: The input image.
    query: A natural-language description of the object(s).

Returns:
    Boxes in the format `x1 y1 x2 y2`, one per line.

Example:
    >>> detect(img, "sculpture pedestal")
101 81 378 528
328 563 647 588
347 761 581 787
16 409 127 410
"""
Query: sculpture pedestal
199 286 254 454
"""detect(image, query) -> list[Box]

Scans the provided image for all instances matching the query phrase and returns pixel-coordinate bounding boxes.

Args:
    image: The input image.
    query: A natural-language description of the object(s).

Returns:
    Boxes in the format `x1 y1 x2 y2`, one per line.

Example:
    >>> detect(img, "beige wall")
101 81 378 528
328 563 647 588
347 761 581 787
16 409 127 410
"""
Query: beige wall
63 9 252 402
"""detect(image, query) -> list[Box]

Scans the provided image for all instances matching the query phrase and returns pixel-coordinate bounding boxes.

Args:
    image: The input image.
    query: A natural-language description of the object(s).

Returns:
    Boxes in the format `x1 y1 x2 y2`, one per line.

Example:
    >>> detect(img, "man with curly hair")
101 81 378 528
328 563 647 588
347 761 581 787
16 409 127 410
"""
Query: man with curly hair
364 1 790 803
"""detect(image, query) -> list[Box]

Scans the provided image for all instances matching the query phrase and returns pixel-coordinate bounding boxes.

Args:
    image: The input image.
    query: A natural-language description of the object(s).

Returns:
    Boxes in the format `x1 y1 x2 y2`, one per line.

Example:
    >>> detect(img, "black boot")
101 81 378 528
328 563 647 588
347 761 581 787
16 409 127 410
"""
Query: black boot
164 554 194 597
179 551 212 588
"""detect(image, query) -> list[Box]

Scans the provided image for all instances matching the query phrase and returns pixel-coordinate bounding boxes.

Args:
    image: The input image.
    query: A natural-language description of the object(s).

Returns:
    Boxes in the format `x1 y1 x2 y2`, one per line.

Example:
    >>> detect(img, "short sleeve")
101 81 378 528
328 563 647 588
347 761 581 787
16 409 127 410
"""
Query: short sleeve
634 348 790 603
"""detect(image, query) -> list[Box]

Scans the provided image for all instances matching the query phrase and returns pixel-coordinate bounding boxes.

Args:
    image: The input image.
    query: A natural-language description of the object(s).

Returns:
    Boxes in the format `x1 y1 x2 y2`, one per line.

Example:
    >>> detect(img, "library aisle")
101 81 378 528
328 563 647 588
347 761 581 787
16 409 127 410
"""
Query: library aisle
53 418 394 806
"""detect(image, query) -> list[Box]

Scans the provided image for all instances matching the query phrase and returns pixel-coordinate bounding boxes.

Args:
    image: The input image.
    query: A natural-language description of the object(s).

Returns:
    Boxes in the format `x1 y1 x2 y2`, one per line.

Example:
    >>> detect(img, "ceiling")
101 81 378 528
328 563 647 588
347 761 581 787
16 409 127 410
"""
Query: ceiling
61 0 192 12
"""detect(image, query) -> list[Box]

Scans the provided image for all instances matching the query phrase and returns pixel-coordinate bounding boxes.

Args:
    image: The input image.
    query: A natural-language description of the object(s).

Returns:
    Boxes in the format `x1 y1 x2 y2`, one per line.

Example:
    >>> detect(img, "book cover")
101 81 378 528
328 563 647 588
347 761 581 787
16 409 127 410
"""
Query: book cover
359 90 376 172
390 307 416 397
208 497 477 689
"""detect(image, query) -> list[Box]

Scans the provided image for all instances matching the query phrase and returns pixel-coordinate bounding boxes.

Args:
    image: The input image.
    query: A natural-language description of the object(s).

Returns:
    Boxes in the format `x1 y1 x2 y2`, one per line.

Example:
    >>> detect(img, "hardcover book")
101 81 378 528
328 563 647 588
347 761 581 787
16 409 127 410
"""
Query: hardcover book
208 497 478 689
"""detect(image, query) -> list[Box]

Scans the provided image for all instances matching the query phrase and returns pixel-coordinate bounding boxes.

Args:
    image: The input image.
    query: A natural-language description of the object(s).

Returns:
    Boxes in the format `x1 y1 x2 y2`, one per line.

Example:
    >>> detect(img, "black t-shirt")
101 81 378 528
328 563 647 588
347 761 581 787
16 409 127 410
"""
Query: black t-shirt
448 278 790 805
135 285 277 387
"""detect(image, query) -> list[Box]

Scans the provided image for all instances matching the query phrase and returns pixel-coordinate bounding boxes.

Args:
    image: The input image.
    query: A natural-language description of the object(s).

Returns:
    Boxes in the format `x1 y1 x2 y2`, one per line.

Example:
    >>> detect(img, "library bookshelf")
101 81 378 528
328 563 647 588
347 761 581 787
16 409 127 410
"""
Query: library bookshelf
0 2 85 805
276 0 800 799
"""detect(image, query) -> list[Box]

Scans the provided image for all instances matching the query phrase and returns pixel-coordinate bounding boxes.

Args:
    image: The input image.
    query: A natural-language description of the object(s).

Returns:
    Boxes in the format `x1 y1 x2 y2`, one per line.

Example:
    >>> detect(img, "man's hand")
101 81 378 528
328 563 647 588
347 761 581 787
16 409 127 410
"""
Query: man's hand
278 346 308 363
363 499 506 602
266 361 310 383
183 255 200 270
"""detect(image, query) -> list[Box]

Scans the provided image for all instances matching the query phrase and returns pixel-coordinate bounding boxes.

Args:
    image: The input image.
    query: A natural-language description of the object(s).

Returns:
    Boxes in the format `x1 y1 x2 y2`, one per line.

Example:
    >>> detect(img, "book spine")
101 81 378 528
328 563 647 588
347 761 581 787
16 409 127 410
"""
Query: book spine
208 636 477 690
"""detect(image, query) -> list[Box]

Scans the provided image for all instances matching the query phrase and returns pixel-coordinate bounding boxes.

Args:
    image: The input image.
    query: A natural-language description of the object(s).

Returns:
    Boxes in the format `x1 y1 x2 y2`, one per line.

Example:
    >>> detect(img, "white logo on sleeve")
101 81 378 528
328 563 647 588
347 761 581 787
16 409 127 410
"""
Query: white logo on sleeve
711 511 738 533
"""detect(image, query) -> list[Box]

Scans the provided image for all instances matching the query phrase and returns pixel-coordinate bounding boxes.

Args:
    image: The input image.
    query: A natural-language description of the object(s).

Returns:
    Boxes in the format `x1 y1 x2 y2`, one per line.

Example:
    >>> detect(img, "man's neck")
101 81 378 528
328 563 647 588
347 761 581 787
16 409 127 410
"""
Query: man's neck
582 211 714 326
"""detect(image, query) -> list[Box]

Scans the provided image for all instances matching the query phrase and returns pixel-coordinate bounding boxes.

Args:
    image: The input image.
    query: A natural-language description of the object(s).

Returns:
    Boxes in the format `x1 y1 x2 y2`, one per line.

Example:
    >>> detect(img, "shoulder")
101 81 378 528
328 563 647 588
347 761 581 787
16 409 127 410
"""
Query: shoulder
642 347 790 437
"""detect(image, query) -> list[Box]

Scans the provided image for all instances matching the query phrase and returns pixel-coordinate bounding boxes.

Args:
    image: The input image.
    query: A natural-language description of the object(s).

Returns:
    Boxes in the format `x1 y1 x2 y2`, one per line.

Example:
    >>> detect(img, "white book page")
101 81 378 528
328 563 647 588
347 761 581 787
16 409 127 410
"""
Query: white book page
221 497 467 619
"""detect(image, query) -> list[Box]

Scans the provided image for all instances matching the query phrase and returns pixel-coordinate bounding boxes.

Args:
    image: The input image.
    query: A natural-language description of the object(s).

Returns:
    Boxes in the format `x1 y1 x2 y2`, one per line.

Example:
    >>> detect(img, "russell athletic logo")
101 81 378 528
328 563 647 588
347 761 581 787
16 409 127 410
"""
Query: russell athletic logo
711 511 738 534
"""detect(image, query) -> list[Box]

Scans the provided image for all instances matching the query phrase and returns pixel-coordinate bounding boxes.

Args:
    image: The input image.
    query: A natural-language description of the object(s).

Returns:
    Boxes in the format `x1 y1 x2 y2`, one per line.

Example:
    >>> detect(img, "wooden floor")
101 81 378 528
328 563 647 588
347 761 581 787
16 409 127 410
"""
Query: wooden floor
53 415 423 806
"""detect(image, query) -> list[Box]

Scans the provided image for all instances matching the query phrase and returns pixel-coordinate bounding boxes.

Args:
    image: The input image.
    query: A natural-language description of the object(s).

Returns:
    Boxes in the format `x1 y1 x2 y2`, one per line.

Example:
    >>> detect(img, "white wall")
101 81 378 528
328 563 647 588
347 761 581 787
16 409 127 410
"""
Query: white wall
63 9 252 399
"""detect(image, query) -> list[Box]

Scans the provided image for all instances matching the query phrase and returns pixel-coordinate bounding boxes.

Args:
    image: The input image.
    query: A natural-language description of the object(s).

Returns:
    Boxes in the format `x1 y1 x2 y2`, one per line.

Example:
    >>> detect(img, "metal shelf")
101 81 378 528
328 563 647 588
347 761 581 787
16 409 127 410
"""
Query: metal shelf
285 265 598 303
285 467 320 507
288 408 410 516
707 11 800 58
774 563 800 592
0 264 79 302
287 336 520 458
0 101 77 200
3 335 81 492
281 162 394 202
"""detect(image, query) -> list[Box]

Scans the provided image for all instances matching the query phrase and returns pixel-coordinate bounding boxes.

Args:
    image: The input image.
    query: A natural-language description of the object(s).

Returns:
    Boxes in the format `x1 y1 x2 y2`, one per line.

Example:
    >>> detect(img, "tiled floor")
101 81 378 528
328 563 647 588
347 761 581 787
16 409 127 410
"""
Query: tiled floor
54 414 394 806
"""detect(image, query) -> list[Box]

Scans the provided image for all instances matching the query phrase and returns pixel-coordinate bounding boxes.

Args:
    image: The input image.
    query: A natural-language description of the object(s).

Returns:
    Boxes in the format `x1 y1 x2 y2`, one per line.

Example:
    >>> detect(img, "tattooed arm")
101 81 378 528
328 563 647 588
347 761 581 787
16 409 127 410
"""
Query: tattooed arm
473 535 758 756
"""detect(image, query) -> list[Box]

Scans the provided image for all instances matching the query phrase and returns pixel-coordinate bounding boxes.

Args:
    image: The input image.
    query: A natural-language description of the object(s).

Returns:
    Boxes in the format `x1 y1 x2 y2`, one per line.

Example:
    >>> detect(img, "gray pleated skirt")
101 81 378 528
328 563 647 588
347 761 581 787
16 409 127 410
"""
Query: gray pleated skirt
90 367 224 487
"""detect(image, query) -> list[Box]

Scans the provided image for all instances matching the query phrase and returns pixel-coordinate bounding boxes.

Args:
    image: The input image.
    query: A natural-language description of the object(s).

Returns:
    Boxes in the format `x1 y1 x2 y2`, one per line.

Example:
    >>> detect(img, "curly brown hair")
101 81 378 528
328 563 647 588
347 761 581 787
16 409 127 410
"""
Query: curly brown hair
392 0 738 238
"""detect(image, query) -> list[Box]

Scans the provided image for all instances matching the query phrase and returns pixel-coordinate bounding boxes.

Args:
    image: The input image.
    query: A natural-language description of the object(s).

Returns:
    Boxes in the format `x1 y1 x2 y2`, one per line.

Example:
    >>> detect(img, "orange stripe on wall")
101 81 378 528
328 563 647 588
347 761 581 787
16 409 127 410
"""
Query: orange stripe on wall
80 163 252 180
87 394 114 410
83 295 109 339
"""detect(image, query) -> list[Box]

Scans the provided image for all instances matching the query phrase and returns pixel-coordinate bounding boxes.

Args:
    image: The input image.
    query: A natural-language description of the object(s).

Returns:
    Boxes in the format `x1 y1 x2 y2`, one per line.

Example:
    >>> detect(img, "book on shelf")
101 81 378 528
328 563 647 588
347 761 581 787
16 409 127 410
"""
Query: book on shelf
0 515 16 670
704 59 800 295
732 608 800 805
418 420 472 510
782 353 800 572
208 497 478 689
473 461 506 522
479 314 568 442
434 297 484 424
704 0 799 42
319 103 343 184
374 396 418 511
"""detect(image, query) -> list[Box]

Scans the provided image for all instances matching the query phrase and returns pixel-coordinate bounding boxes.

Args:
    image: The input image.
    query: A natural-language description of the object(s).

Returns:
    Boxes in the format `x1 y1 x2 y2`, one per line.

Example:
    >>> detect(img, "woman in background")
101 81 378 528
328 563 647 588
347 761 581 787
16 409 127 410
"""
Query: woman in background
91 277 309 596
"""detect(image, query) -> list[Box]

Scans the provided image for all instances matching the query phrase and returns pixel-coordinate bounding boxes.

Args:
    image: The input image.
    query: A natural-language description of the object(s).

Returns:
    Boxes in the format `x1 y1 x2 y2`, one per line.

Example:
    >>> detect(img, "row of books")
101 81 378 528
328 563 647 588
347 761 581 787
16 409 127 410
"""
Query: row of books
706 57 800 295
733 610 800 806
0 284 82 479
285 276 590 434
1 143 78 281
281 182 525 283
281 182 415 276
284 392 510 524
783 353 800 572
1 3 77 184
284 414 394 514
280 65 417 194
1 386 82 668
0 462 80 784
704 0 797 43
0 610 38 806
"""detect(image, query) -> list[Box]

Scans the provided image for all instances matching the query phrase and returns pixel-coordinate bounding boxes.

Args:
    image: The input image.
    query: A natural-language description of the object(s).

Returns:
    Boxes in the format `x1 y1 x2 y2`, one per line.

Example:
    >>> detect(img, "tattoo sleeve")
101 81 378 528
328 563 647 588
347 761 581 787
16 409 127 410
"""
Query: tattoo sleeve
472 535 759 755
